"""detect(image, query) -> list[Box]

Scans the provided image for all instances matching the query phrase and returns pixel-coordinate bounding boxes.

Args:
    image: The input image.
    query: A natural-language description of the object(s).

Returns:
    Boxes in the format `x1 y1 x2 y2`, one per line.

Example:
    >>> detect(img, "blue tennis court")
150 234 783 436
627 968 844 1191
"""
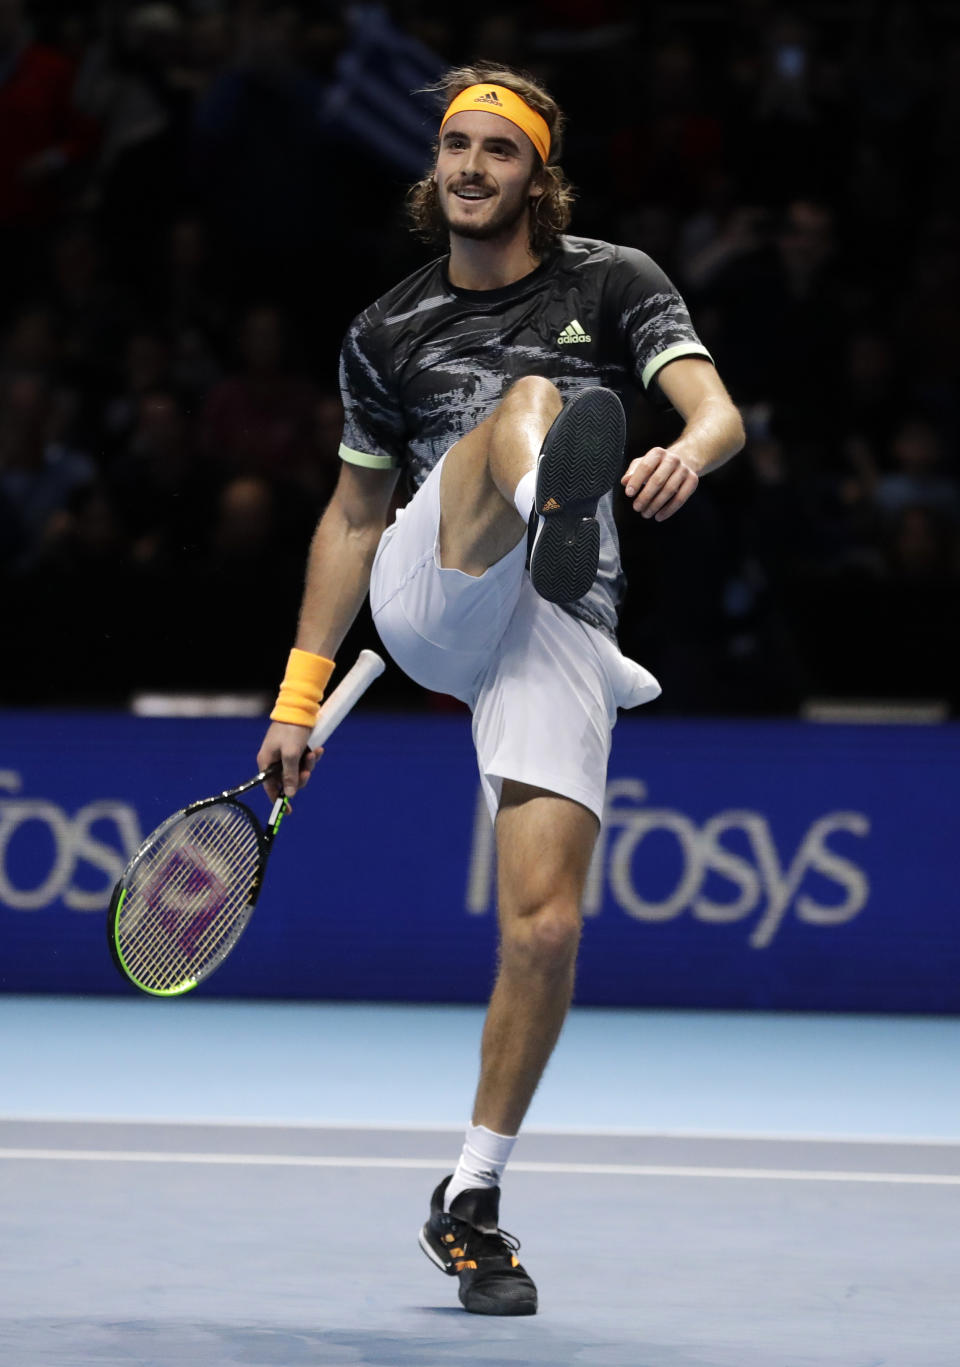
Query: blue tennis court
2 997 959 1366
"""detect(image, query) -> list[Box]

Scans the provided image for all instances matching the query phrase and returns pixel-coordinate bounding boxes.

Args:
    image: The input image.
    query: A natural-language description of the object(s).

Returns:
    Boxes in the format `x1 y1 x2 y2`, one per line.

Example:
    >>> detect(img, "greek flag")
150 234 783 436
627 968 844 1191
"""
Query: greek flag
322 4 445 178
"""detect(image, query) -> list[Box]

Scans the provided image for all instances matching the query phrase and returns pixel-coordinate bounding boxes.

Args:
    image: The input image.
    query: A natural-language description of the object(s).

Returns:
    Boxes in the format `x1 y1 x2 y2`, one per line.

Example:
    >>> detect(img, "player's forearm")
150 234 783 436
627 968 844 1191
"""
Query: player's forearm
669 395 745 476
293 501 385 660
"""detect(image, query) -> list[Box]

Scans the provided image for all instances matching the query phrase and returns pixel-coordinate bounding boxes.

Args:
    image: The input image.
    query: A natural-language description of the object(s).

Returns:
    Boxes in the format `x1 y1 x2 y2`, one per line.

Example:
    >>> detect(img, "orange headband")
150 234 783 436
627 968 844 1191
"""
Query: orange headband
439 84 551 165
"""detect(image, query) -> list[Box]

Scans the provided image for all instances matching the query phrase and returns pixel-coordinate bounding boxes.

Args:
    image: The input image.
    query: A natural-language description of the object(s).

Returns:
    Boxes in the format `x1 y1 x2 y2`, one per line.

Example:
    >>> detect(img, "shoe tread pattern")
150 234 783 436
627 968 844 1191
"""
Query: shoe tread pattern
530 387 625 604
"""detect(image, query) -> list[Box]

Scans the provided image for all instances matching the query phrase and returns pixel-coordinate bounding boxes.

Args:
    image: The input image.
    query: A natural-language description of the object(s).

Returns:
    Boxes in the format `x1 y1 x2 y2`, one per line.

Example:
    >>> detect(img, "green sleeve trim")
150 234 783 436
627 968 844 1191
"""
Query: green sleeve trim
339 442 397 470
642 343 714 391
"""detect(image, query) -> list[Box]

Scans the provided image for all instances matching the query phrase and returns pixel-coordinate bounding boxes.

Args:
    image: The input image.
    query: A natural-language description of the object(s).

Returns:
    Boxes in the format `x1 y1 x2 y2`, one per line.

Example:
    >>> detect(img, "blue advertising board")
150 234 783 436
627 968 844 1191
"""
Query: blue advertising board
0 711 957 1011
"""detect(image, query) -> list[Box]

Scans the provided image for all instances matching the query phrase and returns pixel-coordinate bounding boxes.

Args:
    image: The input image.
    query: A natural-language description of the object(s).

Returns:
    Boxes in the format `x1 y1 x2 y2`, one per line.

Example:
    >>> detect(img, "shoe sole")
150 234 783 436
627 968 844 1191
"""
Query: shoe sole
462 1294 537 1317
418 1226 455 1275
529 387 626 605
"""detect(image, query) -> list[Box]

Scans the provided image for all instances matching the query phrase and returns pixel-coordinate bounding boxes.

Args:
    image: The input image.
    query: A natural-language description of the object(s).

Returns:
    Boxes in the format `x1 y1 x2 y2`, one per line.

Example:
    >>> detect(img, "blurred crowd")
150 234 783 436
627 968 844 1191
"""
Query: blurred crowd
1 0 958 711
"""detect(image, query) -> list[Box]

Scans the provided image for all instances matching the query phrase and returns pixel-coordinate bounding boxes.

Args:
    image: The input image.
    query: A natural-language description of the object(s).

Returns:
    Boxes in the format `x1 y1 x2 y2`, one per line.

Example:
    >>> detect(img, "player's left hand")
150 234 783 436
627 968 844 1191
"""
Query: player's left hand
622 447 699 522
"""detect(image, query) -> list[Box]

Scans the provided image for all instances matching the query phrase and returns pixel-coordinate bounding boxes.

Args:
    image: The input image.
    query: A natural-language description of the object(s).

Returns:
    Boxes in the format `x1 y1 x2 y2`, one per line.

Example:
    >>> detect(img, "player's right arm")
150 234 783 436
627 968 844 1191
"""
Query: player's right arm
257 460 398 799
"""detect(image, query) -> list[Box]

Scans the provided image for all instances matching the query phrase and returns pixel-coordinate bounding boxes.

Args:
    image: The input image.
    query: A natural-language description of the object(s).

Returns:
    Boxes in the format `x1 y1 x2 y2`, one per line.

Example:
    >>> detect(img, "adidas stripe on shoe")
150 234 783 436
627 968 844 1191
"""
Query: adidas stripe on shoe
528 386 626 605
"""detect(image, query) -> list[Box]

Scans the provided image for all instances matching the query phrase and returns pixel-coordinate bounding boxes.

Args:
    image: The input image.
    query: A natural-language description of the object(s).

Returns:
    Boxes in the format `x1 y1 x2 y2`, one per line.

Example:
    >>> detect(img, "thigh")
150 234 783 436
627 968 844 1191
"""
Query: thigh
495 780 599 921
369 454 526 703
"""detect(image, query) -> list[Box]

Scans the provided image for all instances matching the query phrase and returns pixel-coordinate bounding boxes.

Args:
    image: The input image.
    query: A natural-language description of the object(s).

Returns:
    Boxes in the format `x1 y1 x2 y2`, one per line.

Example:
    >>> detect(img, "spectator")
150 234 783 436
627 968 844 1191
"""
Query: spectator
73 2 191 291
876 418 959 523
199 305 319 489
110 389 209 564
702 198 844 439
159 216 226 402
1 305 59 375
0 4 958 710
843 330 902 454
192 5 340 303
163 215 226 343
100 328 172 456
208 474 278 564
30 478 126 574
43 220 128 384
0 370 95 567
10 478 142 704
0 0 93 302
886 505 956 582
148 474 301 691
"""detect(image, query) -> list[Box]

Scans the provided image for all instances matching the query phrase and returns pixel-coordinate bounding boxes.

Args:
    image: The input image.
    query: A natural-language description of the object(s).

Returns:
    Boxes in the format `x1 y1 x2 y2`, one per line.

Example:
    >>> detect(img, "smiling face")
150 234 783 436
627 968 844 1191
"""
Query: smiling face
434 110 543 245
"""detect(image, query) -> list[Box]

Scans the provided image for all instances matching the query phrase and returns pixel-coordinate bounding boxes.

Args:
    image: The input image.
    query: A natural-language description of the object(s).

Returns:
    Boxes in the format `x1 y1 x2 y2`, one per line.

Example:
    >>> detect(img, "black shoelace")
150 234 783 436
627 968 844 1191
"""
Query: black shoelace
471 1225 522 1264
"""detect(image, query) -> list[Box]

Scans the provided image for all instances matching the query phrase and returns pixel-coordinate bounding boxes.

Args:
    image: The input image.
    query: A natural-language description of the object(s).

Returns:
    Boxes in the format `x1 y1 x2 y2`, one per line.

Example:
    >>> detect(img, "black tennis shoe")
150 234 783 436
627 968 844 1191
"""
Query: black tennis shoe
527 386 626 605
418 1176 538 1316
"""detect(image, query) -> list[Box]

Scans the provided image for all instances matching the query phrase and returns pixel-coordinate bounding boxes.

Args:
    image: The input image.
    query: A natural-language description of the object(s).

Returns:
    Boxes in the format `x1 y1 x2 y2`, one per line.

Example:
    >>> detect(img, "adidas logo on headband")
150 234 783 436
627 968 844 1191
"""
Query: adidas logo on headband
441 83 551 163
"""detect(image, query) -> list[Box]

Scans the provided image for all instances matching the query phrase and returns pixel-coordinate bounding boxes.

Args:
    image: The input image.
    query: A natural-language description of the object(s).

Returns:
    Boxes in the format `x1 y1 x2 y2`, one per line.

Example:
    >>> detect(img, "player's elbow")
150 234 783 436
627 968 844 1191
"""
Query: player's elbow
707 393 746 459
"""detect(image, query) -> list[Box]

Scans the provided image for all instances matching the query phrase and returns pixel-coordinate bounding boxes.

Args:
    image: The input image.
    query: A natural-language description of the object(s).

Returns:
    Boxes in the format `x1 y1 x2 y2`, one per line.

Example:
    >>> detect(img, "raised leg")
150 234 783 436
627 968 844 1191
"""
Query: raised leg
438 376 562 578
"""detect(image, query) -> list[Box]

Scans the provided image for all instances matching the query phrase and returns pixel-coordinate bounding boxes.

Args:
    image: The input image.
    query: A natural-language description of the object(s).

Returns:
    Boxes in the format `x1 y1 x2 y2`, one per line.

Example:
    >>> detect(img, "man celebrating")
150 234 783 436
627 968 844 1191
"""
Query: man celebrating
257 63 744 1316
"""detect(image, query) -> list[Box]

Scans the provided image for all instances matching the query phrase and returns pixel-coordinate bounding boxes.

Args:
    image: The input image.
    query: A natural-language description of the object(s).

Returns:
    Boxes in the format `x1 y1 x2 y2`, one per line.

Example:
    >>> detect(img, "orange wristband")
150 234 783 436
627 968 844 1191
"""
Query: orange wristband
270 649 335 728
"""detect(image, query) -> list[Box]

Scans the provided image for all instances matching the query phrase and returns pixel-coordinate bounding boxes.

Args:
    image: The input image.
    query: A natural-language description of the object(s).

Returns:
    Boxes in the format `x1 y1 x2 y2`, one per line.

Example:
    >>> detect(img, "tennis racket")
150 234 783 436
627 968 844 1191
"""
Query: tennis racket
107 649 385 997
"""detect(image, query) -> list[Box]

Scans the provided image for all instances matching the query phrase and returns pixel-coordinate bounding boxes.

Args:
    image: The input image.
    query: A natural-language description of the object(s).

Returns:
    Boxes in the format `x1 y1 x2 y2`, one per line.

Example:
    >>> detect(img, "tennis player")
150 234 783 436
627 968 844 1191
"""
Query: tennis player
257 63 744 1316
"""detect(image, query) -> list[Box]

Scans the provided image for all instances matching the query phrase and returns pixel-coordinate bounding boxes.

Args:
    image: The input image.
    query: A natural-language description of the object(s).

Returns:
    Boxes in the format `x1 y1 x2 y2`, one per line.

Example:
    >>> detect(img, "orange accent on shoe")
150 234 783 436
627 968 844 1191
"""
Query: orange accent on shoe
455 1260 478 1272
450 1247 464 1258
542 496 561 512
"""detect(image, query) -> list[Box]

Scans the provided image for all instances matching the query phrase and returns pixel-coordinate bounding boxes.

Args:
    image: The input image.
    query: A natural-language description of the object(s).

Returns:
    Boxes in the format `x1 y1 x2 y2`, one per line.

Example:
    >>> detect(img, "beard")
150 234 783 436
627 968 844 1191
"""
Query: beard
438 181 533 243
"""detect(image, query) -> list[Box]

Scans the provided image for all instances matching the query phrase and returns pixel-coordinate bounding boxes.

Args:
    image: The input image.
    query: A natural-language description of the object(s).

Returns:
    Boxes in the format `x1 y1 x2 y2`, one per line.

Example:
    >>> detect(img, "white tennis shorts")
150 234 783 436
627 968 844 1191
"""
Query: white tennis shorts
369 454 661 822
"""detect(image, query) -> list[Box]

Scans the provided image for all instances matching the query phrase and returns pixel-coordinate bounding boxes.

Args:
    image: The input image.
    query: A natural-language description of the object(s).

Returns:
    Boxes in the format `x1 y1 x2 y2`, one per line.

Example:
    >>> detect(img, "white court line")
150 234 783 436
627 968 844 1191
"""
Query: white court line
3 1114 960 1147
1 1149 959 1185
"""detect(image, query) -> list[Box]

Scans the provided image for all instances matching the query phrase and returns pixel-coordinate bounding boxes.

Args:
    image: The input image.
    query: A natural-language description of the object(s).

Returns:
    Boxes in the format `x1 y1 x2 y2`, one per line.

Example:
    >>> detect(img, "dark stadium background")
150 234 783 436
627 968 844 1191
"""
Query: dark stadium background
3 21 960 1360
1 0 957 714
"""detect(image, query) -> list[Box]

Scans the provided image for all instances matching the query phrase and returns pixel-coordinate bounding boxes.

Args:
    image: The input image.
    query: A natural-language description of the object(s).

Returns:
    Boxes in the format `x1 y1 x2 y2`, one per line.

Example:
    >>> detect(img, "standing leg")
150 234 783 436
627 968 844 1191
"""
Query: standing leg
473 780 598 1134
419 780 598 1315
444 780 597 1203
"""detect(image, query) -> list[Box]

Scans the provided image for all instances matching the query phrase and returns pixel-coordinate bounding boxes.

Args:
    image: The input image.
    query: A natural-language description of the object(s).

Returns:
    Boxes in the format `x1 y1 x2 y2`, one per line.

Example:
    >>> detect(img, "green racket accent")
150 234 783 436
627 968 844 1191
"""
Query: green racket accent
110 891 198 996
108 799 265 996
106 648 386 995
267 796 290 839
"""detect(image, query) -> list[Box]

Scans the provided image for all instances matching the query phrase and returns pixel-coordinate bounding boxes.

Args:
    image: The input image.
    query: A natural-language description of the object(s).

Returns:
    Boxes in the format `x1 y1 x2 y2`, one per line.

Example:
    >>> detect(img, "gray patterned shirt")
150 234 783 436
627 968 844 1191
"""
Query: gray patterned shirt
338 235 713 636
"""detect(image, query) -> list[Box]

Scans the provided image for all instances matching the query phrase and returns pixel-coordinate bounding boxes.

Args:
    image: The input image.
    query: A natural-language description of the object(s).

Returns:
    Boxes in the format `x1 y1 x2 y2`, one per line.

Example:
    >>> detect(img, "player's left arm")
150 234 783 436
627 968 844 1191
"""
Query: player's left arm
622 358 745 522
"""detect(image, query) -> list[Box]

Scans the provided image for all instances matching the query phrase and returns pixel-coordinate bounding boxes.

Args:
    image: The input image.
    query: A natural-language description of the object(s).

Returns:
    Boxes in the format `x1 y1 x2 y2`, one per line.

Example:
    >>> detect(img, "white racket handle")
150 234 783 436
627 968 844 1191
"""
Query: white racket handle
306 649 385 749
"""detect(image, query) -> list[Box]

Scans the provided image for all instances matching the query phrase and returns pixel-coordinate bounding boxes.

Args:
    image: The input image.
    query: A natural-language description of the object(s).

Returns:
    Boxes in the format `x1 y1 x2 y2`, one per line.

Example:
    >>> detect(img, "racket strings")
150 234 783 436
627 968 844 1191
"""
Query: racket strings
115 803 262 991
120 813 259 989
136 810 256 954
120 814 257 986
147 818 260 979
136 809 260 968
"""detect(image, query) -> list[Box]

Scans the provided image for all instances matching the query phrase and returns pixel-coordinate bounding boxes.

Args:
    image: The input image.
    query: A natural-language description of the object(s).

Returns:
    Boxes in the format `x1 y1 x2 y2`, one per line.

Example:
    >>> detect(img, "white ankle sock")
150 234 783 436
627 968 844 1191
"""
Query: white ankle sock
512 469 536 524
445 1123 518 1210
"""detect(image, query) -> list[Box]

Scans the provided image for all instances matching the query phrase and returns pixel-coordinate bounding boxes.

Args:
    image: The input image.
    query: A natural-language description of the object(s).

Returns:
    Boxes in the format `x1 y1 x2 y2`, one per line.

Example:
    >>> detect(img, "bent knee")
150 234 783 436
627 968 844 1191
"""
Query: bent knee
501 375 561 411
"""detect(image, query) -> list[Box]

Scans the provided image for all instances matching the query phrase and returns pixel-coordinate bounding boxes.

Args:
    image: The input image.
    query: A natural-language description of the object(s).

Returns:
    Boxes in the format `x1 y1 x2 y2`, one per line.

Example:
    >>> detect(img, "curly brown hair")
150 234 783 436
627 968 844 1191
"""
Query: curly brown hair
406 62 575 258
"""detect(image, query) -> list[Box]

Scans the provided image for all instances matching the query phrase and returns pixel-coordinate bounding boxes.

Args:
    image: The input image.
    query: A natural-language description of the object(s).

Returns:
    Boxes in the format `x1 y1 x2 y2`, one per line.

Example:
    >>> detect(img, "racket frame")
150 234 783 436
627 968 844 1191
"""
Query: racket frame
106 787 279 997
106 649 384 996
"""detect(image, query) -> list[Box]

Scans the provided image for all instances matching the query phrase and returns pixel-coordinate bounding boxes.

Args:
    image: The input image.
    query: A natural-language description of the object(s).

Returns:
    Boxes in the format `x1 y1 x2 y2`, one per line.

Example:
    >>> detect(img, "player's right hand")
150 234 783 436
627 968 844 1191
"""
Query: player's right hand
257 720 321 801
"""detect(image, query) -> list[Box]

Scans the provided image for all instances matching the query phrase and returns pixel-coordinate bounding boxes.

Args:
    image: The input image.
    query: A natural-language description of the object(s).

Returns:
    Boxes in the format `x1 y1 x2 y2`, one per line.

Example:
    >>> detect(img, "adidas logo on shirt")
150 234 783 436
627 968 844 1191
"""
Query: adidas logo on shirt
473 90 505 107
557 319 591 344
